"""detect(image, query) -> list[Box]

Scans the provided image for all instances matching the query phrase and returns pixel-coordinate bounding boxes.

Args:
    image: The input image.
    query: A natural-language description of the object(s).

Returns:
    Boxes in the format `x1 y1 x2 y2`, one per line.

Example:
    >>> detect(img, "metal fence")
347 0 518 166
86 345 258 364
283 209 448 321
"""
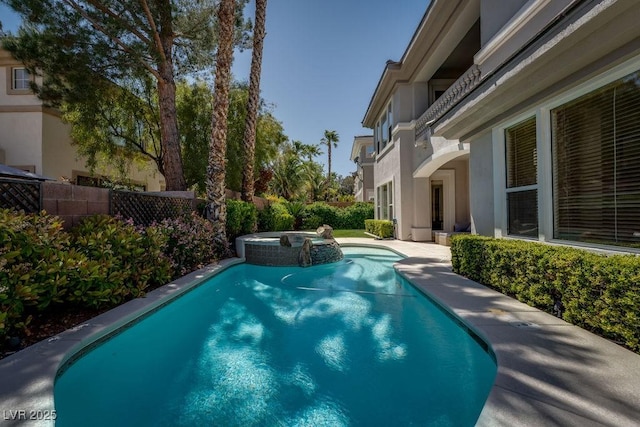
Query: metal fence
110 190 194 226
0 178 42 213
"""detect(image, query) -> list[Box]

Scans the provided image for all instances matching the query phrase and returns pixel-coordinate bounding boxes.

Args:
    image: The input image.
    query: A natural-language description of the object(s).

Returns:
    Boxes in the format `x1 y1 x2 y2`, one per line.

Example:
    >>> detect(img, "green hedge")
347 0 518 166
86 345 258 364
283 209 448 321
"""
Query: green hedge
364 219 394 239
226 199 258 240
301 202 374 230
451 235 640 352
257 202 294 232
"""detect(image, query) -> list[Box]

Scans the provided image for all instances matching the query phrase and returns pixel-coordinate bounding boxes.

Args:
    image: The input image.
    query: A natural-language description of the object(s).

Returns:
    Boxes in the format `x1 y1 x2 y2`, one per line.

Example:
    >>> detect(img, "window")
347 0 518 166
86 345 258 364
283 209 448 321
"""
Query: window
381 112 388 149
387 103 393 142
505 117 538 237
552 70 640 248
365 144 375 158
374 101 393 153
12 68 30 90
377 181 393 220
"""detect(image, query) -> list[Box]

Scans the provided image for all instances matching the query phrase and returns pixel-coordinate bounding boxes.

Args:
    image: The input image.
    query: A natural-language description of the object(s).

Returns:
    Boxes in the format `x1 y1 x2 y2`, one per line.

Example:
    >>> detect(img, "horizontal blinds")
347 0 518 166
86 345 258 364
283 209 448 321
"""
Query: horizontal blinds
506 117 537 188
552 70 640 247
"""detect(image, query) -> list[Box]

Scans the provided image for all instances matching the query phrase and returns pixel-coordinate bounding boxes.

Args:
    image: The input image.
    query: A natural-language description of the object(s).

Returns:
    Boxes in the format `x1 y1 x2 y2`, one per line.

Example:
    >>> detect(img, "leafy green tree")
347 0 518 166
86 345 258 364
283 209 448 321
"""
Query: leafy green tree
178 80 285 195
1 0 249 190
61 74 162 182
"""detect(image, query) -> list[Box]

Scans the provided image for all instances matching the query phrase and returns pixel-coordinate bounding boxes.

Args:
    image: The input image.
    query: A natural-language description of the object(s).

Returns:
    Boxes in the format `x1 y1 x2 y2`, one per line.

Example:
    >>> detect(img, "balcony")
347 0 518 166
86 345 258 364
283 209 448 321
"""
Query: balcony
415 64 481 140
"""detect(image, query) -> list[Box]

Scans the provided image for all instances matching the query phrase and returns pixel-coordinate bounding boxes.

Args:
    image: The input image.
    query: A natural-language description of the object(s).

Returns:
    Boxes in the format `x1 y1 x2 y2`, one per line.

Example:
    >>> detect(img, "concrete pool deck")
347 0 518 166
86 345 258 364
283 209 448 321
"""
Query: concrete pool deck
0 239 639 425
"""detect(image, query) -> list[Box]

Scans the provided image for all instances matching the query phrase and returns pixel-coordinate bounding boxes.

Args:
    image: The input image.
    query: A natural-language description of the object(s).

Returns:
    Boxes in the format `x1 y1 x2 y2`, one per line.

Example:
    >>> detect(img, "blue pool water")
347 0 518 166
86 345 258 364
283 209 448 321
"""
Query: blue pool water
54 247 496 426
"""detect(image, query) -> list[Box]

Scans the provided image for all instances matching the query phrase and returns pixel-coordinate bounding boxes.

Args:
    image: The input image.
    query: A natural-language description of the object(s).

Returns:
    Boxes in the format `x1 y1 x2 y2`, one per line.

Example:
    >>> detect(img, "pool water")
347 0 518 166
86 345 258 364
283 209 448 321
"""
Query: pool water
54 247 496 426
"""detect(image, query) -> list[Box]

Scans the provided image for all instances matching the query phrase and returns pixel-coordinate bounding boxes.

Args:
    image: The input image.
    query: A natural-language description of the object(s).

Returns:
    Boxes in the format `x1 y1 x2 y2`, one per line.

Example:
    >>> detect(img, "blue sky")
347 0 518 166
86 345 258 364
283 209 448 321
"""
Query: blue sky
0 0 428 178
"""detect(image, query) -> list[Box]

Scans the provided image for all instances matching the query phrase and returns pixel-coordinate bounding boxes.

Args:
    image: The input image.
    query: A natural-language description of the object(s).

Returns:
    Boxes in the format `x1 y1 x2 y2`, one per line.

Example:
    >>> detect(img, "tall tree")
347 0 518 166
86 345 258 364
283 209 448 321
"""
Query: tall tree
178 80 285 195
241 0 267 203
207 0 236 239
321 129 339 186
1 0 249 190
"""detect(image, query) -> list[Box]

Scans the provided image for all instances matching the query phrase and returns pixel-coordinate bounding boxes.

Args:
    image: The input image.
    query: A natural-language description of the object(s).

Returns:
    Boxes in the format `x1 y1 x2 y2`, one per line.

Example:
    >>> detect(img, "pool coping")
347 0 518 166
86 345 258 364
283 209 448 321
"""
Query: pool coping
1 239 639 426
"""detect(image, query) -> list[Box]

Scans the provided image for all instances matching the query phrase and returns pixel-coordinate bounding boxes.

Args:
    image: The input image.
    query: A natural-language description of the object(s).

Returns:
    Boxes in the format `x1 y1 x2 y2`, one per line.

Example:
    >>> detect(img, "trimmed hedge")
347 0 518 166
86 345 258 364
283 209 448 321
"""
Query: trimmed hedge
365 219 394 239
226 199 258 240
257 202 294 232
451 235 640 352
302 202 374 230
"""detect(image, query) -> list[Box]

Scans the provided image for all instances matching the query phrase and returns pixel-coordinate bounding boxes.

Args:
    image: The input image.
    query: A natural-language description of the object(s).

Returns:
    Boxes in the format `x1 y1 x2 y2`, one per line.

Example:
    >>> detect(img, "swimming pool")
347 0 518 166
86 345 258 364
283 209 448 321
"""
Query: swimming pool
54 247 496 426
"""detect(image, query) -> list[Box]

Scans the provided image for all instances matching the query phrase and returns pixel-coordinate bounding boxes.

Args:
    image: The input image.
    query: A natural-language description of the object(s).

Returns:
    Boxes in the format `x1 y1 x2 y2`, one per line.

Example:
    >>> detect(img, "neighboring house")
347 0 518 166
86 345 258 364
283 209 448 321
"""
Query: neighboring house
362 0 640 251
0 48 165 191
349 135 375 202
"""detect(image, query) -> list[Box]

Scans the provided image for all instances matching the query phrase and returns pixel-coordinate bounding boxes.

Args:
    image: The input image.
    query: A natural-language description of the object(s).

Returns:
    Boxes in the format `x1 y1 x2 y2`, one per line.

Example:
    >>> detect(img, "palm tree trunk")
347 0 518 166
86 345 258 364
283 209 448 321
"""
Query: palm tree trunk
241 0 268 203
207 0 236 240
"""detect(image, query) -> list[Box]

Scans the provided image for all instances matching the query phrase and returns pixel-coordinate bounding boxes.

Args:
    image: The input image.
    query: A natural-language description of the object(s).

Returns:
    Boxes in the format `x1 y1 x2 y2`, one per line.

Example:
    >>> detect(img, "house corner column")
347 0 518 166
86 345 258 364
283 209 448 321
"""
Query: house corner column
411 177 432 241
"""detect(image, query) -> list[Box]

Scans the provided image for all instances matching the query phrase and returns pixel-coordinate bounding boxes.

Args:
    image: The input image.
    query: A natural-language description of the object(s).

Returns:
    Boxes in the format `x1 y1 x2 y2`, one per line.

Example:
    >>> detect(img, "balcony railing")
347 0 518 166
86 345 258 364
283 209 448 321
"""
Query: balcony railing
415 64 482 140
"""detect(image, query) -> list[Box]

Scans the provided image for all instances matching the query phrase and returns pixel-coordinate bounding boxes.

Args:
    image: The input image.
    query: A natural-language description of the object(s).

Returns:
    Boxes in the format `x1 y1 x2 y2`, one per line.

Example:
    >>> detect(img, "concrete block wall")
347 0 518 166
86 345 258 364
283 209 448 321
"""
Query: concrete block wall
42 182 110 229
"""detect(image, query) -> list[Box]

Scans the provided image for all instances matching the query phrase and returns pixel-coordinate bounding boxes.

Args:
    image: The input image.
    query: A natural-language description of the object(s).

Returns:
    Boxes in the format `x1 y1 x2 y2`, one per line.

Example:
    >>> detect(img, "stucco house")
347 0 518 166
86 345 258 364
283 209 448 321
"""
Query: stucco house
349 135 375 202
0 48 165 191
363 0 640 251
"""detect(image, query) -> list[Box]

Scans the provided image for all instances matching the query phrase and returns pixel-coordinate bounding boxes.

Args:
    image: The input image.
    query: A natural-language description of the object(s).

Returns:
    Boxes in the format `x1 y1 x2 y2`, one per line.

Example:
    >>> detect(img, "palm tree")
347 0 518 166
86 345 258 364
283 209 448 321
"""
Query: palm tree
206 0 236 241
321 130 339 186
270 154 303 200
241 0 268 203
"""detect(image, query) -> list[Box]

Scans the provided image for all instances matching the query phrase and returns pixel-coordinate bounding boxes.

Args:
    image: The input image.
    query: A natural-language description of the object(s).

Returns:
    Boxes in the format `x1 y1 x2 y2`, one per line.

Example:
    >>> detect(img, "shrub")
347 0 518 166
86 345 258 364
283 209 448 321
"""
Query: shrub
337 202 374 229
257 202 294 232
226 199 257 240
0 209 78 337
364 219 394 238
303 202 338 229
152 212 230 278
451 235 640 352
70 215 172 308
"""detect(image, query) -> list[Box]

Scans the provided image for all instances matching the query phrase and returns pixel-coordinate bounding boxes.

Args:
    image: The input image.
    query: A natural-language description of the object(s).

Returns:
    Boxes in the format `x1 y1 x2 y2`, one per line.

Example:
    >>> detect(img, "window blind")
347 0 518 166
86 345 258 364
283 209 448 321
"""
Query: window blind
552 70 640 247
506 117 537 188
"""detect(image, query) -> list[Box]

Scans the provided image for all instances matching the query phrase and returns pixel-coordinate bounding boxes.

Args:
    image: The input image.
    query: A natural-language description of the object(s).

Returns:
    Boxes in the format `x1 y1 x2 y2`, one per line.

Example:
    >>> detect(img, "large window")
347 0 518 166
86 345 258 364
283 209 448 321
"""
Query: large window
377 181 393 220
505 117 538 237
552 70 640 248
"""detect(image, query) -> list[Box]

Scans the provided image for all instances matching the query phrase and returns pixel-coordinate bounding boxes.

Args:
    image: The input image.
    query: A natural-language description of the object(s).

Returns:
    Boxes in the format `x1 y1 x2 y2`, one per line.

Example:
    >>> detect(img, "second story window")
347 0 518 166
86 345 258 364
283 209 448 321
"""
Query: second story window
374 101 393 154
12 68 31 90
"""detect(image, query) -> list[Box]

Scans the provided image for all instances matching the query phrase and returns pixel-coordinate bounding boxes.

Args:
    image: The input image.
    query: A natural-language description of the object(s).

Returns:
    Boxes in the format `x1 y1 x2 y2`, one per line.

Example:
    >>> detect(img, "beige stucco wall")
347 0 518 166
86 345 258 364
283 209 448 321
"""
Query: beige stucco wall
0 111 43 173
469 131 494 236
42 112 85 180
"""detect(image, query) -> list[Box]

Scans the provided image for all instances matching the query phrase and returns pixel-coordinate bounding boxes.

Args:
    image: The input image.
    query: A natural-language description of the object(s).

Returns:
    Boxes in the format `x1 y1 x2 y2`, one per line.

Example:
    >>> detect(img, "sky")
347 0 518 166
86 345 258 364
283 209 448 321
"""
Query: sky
0 0 428 178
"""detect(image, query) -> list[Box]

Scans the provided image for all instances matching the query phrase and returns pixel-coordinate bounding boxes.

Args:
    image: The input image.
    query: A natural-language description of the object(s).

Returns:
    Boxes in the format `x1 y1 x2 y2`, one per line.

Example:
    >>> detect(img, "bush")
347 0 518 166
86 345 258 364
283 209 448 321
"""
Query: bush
337 202 374 229
0 209 78 338
364 219 394 238
226 199 257 240
152 212 230 278
451 235 640 352
70 215 172 308
303 202 338 229
257 202 294 232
